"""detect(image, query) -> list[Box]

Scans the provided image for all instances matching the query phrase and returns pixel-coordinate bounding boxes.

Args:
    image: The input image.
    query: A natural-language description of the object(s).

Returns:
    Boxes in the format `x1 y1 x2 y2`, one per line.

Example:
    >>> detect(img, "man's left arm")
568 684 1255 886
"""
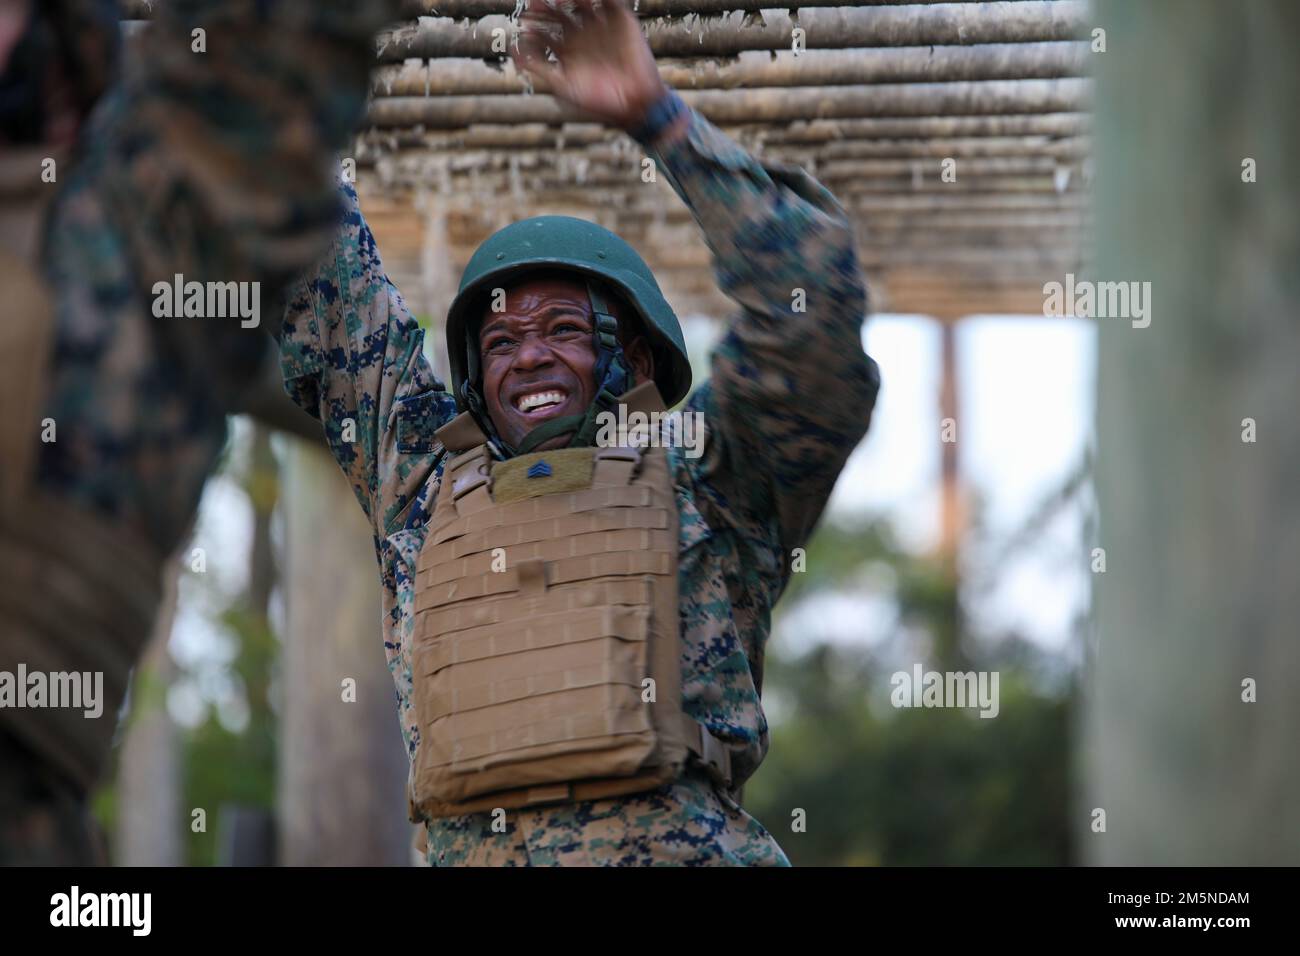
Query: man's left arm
513 0 880 579
646 105 882 573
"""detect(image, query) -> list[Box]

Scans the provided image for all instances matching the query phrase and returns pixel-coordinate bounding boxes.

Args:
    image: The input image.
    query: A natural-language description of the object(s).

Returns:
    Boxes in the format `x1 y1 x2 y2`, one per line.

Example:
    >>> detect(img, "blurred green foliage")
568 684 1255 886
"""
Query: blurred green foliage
181 605 278 867
180 428 281 866
744 517 1077 866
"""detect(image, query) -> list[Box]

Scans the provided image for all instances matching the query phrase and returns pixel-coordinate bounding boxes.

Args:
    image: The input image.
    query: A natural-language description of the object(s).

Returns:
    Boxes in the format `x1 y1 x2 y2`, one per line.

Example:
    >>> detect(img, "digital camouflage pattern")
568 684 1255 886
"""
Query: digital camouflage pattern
279 106 881 866
1 0 400 864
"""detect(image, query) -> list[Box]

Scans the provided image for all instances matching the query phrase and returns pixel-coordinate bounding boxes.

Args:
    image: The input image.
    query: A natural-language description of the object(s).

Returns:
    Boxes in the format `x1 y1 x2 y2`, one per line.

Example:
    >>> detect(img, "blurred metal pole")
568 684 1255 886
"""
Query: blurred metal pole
1086 0 1300 864
278 441 410 865
936 316 964 580
933 314 966 673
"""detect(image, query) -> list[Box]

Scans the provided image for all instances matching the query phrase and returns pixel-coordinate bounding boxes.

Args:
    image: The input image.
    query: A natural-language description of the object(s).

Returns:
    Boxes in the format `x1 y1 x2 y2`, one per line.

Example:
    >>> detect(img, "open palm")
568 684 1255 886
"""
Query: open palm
513 0 666 130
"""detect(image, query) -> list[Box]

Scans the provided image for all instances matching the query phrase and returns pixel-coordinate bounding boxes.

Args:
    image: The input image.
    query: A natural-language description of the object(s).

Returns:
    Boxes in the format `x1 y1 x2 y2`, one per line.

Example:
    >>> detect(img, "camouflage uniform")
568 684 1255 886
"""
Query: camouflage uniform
0 0 399 864
36 0 398 551
279 106 881 866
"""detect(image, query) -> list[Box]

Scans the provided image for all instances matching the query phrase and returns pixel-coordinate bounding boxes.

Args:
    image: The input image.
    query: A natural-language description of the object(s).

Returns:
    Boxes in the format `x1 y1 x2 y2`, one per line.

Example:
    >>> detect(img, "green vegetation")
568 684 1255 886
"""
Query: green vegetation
745 517 1077 866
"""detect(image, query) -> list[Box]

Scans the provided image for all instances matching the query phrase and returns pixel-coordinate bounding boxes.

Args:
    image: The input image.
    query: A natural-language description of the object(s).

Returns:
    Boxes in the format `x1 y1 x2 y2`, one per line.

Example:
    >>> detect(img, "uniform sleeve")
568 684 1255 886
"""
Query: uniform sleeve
33 0 405 555
646 107 881 582
279 183 458 539
95 0 401 332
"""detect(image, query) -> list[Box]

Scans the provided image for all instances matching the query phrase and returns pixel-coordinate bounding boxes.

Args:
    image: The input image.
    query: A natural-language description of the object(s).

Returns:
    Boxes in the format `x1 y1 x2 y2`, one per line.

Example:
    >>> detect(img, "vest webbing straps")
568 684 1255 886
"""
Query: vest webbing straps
435 411 488 455
686 713 734 790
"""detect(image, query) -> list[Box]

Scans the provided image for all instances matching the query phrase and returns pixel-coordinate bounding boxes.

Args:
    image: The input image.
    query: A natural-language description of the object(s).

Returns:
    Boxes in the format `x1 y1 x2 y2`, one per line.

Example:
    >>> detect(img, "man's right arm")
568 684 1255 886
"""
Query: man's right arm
278 183 457 541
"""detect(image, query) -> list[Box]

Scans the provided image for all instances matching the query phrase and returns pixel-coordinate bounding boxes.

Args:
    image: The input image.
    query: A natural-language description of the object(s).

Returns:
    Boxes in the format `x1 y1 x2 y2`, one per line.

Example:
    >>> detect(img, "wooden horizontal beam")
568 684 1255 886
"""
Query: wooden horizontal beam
366 79 1089 128
375 4 1089 61
812 135 1088 159
355 137 1089 175
410 0 970 15
831 175 1083 193
875 288 1055 316
761 112 1089 141
361 142 1078 174
841 191 1088 211
355 180 1090 216
122 0 986 21
879 266 1073 288
354 113 1091 155
365 158 1086 190
651 243 1082 267
372 42 1090 97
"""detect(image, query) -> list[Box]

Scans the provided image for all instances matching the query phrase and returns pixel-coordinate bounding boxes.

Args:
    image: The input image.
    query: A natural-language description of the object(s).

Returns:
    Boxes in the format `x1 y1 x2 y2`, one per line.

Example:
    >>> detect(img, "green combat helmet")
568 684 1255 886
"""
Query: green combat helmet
445 216 693 458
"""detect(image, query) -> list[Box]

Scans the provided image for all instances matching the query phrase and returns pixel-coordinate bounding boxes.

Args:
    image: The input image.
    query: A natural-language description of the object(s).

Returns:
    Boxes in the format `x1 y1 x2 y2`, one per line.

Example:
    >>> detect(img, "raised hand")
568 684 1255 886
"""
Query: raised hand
512 0 668 133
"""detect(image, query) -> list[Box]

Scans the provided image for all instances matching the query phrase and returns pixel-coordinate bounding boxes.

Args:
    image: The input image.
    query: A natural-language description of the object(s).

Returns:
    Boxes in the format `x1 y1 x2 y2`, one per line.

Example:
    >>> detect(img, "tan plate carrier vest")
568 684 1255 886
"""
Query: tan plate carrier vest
409 381 732 819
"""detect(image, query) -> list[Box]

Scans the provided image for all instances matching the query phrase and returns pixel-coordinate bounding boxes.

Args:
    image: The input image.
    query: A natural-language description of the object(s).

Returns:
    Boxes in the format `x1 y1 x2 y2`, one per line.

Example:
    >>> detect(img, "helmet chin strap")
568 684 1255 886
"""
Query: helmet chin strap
463 279 635 459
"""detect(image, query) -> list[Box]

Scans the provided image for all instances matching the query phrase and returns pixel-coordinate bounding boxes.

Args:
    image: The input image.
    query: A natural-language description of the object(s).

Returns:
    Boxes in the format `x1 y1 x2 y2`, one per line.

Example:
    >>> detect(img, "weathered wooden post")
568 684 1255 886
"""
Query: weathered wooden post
115 564 182 866
279 441 410 865
1085 0 1300 864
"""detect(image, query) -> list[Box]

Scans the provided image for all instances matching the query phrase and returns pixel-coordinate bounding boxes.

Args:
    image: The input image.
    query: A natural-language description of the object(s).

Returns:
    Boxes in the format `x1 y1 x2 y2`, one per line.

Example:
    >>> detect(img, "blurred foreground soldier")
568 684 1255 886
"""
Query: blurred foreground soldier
281 0 880 866
0 0 400 864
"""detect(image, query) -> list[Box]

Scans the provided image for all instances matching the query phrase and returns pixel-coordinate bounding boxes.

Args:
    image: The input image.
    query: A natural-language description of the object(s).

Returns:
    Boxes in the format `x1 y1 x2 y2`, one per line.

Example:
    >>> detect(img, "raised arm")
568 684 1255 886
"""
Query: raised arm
278 183 458 541
514 0 880 580
651 110 880 575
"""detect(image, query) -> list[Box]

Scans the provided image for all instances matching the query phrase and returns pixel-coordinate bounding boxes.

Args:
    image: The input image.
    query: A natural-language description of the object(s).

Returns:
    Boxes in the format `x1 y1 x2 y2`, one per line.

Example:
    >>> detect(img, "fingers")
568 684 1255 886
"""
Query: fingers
514 0 564 63
558 0 585 27
553 0 608 27
535 0 581 29
569 0 611 24
513 0 590 76
516 5 569 64
513 0 632 97
522 0 616 39
570 0 617 27
511 19 571 97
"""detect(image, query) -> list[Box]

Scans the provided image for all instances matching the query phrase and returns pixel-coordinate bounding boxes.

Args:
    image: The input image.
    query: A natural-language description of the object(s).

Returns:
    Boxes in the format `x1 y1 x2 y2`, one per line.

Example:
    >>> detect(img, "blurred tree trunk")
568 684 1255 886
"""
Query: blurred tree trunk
278 440 410 865
214 424 282 867
1086 1 1300 863
116 561 182 866
247 427 278 620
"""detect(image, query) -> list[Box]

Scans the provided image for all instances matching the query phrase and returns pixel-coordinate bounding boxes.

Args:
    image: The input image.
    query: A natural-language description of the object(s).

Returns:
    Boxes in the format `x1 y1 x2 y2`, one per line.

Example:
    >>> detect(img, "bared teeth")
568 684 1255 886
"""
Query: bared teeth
516 390 566 412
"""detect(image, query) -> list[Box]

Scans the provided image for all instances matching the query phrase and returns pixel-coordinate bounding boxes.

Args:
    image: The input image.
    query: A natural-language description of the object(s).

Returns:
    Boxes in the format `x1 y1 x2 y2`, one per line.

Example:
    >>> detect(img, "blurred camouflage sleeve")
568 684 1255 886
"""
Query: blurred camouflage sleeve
279 183 457 541
34 0 405 556
96 0 401 338
646 106 881 583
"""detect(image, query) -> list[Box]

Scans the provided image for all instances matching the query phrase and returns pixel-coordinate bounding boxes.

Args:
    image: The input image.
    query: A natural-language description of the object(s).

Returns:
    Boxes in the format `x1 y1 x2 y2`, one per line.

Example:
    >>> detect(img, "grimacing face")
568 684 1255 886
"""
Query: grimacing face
478 274 654 453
